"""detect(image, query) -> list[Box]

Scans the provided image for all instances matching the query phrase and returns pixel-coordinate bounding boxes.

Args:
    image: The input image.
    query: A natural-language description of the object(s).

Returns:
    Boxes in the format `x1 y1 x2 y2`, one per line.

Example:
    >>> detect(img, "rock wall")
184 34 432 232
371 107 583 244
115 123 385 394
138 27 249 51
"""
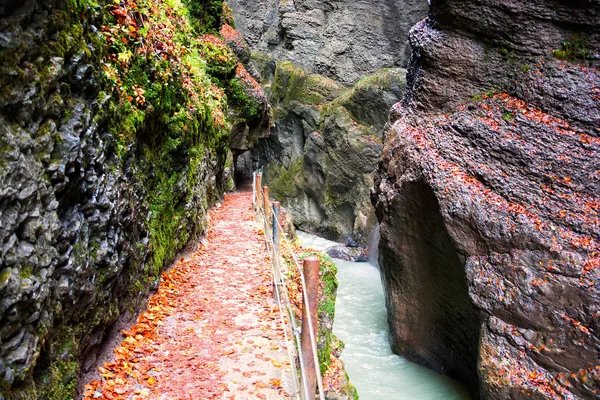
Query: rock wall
252 59 406 244
0 0 265 397
226 0 427 245
374 0 600 398
227 0 428 85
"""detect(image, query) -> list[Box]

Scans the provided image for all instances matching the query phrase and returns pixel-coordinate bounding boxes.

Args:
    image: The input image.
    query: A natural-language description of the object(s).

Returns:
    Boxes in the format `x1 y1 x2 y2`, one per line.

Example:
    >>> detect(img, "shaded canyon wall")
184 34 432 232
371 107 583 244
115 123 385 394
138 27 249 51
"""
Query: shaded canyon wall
227 0 426 85
373 0 600 398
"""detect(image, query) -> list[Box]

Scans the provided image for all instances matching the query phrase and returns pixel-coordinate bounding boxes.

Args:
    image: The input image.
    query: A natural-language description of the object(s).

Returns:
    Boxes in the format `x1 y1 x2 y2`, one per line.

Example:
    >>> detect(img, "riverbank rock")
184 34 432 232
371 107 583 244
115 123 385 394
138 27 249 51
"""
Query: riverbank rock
326 245 368 263
227 0 428 85
373 0 600 398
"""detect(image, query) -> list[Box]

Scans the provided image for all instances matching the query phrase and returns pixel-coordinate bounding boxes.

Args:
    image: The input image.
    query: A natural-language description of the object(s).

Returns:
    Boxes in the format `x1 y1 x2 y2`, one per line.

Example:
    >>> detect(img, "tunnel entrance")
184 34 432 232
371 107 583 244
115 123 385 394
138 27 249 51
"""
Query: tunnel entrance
232 149 255 191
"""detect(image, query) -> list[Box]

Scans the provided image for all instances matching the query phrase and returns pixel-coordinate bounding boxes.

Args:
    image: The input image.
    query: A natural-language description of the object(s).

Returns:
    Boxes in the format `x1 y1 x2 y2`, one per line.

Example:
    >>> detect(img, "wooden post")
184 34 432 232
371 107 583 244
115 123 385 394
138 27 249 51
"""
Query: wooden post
272 202 282 297
300 256 320 400
263 186 270 226
255 174 262 213
252 172 257 210
262 186 270 252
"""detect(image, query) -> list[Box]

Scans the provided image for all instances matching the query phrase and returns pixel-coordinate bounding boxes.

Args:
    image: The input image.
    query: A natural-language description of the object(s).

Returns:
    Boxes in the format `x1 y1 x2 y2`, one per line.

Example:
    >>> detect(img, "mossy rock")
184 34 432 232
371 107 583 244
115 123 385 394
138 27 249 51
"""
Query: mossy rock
226 64 266 121
0 0 265 396
271 61 344 106
199 35 238 78
250 52 276 80
334 68 407 130
552 33 593 65
264 157 305 198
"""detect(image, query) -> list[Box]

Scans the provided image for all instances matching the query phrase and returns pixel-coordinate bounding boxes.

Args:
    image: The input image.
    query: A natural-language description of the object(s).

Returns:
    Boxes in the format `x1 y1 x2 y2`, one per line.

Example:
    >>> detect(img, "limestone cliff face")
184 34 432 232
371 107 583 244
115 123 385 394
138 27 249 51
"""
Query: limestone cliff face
0 1 263 397
374 0 600 398
227 0 428 85
229 0 426 244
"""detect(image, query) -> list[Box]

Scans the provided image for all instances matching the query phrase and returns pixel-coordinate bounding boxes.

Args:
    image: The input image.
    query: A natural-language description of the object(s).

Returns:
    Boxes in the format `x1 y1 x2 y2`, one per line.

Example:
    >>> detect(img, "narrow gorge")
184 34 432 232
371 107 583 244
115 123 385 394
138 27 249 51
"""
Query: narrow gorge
1 0 599 399
229 0 428 246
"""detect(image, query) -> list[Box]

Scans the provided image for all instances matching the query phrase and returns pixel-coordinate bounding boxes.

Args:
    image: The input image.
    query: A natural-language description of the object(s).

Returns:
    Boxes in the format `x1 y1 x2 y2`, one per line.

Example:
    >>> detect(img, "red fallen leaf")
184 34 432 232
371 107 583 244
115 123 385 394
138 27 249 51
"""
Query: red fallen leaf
110 7 127 17
103 392 115 400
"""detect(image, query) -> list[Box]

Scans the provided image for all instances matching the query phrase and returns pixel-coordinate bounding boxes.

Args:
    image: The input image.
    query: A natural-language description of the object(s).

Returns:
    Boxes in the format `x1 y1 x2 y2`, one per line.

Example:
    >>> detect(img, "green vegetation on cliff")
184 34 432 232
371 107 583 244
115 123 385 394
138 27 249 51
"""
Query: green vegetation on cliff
0 0 266 398
553 33 593 64
271 61 343 107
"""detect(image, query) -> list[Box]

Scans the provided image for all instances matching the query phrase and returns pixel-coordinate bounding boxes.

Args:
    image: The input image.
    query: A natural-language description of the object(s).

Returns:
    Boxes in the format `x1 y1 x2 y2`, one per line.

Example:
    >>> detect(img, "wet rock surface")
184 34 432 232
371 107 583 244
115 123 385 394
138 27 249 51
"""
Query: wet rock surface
374 0 600 398
326 245 368 263
227 0 428 85
0 1 241 396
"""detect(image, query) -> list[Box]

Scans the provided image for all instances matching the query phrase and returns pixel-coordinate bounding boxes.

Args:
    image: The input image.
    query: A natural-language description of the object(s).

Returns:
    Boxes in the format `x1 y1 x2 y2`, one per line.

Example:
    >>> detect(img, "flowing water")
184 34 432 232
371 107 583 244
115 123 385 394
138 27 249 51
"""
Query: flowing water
297 231 471 400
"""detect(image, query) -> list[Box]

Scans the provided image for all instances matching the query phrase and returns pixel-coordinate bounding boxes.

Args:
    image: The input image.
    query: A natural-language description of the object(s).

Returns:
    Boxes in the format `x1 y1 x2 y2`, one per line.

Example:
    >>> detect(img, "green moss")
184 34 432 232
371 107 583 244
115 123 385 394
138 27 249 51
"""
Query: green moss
127 278 146 298
340 68 404 101
182 0 224 33
498 47 516 62
19 265 33 279
226 77 262 119
249 52 274 78
148 170 190 275
553 33 592 65
318 254 338 320
502 111 515 121
39 346 78 400
271 61 343 106
344 370 360 400
0 269 10 285
200 39 238 78
0 137 10 169
226 176 235 191
324 188 340 207
264 157 304 198
3 298 122 399
90 241 100 261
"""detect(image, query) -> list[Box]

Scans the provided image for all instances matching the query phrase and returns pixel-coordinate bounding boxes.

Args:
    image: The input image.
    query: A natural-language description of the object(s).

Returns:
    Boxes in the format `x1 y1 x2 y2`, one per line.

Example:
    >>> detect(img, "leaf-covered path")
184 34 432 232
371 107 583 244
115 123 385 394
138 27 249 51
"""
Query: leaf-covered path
84 189 294 399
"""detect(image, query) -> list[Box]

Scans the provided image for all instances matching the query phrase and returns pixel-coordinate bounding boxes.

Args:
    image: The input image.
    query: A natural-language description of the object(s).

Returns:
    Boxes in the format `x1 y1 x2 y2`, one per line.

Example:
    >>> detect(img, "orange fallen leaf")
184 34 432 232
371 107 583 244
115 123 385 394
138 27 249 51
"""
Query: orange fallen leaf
269 378 281 387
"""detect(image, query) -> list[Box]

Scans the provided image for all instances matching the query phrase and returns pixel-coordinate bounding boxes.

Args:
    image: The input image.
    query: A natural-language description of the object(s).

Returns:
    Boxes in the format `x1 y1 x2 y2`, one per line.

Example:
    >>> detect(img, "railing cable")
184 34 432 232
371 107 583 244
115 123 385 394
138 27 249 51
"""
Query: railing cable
253 175 326 400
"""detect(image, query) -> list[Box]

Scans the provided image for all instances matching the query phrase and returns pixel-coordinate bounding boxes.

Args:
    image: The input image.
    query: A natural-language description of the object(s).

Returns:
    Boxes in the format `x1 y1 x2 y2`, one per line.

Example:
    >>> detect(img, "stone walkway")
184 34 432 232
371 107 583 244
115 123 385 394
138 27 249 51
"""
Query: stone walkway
84 189 294 399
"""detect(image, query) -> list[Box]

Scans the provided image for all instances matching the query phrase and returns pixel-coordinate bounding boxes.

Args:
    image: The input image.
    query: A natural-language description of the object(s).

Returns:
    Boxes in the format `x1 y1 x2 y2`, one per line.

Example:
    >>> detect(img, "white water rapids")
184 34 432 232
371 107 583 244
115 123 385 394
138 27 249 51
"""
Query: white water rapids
297 231 471 400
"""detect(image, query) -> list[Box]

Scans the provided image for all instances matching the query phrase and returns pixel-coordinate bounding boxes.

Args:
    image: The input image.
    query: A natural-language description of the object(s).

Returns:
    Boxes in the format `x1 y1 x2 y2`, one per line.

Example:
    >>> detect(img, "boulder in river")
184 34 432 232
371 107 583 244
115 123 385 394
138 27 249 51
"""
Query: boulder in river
326 245 368 263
